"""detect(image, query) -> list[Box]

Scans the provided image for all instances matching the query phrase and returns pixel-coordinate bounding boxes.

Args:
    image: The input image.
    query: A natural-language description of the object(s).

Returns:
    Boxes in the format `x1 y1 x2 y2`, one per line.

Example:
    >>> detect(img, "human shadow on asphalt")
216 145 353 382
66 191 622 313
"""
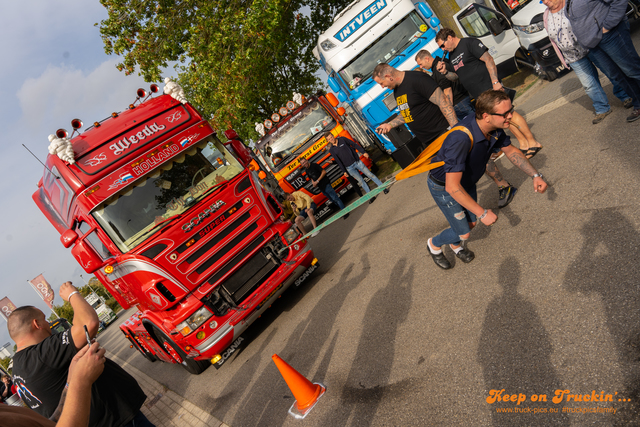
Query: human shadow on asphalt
229 253 371 426
477 257 570 427
326 257 414 426
563 208 640 425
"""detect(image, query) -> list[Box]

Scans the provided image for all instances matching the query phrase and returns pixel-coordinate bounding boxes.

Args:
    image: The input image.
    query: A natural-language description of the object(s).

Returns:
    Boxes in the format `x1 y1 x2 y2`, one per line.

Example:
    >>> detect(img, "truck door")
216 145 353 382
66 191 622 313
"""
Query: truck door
454 4 521 76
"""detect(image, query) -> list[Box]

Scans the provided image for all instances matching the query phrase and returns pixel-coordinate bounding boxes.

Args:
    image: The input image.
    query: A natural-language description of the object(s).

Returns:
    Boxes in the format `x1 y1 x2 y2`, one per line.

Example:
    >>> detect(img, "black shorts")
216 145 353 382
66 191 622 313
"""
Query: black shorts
299 202 317 218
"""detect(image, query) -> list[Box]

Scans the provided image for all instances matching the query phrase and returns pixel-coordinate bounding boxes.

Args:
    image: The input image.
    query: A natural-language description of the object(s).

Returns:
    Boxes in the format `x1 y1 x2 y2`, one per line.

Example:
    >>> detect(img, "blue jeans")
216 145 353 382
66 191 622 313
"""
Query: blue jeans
123 411 156 427
346 160 383 194
428 177 477 248
570 56 612 114
588 18 640 110
321 182 344 210
453 96 475 121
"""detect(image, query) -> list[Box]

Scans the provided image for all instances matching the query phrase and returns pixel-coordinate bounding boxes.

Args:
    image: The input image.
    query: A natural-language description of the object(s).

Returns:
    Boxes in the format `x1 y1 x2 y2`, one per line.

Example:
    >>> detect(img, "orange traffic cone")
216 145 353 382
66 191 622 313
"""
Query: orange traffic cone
272 354 326 419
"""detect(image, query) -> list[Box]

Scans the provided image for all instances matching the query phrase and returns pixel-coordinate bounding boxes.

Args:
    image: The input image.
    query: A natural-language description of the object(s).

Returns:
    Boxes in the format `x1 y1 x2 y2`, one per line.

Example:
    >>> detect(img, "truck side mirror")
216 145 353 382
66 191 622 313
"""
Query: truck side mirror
71 240 104 274
60 229 78 248
488 18 504 36
227 139 253 167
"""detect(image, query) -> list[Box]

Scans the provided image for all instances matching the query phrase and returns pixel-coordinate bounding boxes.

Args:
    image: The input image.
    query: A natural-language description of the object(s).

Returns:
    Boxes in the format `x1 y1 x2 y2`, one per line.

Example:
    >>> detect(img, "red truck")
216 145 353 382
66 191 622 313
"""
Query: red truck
33 82 318 374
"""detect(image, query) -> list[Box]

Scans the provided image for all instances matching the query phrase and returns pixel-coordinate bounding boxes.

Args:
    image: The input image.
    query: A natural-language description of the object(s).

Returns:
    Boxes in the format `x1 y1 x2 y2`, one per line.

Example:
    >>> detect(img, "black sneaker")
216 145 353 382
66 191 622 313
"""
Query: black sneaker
368 196 377 204
383 188 390 194
343 213 350 220
498 185 518 208
454 247 475 263
627 109 640 122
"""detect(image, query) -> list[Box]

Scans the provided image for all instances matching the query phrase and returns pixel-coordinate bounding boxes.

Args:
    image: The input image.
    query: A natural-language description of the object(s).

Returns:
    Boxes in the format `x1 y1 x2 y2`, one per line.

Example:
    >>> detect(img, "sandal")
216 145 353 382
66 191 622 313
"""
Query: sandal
523 146 542 159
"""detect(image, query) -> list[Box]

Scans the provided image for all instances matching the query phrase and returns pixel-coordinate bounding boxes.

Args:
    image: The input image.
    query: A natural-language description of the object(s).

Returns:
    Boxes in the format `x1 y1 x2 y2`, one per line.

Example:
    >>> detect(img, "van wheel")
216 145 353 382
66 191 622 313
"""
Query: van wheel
151 327 209 375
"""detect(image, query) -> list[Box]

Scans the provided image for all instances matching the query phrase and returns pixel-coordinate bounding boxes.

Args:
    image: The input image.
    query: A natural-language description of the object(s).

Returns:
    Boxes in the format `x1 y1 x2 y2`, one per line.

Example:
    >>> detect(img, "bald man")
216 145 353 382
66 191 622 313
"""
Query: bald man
8 282 152 427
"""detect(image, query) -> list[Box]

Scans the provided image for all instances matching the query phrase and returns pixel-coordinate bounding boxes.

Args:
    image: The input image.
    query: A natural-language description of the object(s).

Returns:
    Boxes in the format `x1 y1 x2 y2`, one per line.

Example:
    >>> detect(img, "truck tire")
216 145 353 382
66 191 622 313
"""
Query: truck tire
151 326 209 375
542 69 558 82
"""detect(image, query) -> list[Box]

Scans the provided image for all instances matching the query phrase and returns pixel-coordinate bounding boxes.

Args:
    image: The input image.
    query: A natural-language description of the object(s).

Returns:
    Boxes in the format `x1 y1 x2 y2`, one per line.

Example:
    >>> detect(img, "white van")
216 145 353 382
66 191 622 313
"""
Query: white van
454 0 566 81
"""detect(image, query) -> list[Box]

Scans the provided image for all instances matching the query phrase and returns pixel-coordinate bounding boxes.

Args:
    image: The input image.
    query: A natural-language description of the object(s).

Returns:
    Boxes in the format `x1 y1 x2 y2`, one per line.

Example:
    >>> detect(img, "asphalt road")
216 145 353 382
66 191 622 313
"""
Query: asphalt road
98 23 640 427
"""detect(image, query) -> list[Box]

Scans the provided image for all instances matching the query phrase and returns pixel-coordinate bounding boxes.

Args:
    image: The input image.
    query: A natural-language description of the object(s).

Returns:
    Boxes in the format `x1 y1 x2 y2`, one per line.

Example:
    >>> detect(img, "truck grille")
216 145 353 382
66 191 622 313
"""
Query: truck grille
286 150 345 194
206 236 279 305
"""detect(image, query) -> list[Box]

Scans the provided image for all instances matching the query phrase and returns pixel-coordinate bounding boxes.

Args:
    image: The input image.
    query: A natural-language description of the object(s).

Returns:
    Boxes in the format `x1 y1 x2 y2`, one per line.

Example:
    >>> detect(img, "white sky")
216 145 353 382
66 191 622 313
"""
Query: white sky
0 0 151 347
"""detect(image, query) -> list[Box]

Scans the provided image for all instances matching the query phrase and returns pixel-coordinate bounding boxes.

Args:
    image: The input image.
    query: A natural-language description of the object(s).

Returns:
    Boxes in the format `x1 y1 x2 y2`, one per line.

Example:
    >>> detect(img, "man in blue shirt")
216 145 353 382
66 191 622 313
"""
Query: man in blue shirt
426 91 548 269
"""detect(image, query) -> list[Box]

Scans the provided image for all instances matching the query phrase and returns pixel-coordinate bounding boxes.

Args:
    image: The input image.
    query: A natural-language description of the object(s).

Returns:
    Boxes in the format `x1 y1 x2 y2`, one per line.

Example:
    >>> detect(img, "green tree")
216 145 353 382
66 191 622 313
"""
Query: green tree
98 0 349 140
0 357 11 373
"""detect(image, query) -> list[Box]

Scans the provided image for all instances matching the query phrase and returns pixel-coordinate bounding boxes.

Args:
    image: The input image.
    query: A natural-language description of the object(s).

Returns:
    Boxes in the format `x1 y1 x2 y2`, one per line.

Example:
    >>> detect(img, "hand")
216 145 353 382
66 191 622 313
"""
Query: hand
311 180 318 187
363 153 370 159
59 282 78 303
533 176 548 193
68 342 106 388
376 123 391 134
343 172 348 178
603 28 609 33
492 82 504 91
279 215 285 221
436 61 447 75
480 209 498 226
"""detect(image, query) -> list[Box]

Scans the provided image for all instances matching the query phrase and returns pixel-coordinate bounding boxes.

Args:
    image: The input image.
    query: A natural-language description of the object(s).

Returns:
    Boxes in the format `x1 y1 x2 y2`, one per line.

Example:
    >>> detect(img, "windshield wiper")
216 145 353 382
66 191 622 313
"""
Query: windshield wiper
129 213 184 246
193 179 230 203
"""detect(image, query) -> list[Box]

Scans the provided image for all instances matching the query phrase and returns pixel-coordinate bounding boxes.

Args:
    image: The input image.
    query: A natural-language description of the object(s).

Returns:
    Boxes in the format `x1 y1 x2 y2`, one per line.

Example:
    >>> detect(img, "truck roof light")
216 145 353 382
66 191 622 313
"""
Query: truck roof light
129 104 135 110
150 84 159 93
278 107 288 116
56 129 68 139
271 113 281 123
93 121 101 128
85 185 100 196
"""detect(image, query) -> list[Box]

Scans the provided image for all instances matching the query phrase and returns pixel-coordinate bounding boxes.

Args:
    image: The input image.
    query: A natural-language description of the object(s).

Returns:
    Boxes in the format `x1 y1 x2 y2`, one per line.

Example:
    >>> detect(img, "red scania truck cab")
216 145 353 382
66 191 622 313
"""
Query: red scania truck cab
33 83 317 374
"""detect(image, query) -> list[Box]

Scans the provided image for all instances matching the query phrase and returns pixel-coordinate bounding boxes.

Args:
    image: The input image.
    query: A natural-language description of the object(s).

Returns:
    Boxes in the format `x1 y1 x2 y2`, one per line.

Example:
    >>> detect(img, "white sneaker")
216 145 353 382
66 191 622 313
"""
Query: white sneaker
310 231 319 238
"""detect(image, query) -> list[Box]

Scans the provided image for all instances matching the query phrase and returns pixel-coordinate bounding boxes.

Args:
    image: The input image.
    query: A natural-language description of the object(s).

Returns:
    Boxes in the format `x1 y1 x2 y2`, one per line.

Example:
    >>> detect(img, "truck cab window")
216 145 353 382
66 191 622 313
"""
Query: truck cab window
458 7 491 38
92 138 243 253
76 221 114 260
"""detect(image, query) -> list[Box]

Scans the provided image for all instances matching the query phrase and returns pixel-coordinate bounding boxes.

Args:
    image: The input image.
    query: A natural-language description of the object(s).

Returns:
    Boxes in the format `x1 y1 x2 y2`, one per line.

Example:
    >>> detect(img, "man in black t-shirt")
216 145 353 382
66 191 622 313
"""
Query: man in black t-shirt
435 28 544 160
415 49 475 121
299 157 348 218
373 63 457 150
8 281 152 427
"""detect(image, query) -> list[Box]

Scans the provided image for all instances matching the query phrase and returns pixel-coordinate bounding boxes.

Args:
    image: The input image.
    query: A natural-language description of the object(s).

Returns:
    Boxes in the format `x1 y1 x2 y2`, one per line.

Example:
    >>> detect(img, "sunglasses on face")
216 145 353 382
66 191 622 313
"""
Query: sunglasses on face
438 42 446 49
489 106 515 118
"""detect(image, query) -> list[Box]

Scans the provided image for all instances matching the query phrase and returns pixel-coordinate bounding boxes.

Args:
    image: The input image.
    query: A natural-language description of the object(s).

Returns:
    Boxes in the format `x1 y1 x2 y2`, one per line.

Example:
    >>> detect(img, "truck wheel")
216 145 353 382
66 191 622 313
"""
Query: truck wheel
543 69 558 82
152 327 209 375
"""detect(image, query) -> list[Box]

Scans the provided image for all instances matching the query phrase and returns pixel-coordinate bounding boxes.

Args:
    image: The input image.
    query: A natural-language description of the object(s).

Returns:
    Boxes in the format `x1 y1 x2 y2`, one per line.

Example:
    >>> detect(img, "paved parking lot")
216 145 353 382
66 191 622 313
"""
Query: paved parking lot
99 24 640 427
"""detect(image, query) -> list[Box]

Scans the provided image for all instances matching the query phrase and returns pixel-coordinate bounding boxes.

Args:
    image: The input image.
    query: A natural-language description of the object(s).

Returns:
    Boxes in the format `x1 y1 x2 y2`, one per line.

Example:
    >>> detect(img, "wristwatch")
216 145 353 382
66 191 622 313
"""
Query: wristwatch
532 173 543 180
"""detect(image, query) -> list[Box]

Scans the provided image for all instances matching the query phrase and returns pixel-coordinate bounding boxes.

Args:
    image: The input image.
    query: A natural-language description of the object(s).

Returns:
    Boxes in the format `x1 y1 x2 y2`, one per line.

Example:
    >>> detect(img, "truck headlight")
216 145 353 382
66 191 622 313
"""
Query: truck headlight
513 22 545 34
282 226 300 244
320 39 337 51
176 306 213 336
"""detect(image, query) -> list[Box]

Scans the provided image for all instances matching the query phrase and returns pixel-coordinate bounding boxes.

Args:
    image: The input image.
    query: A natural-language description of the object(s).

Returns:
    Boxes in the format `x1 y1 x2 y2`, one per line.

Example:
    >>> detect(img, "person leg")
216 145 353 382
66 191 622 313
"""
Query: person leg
294 215 306 234
307 202 317 229
427 178 476 268
353 160 383 187
322 183 345 210
485 158 518 208
346 163 371 193
569 56 612 115
508 112 542 152
453 96 475 121
612 81 631 104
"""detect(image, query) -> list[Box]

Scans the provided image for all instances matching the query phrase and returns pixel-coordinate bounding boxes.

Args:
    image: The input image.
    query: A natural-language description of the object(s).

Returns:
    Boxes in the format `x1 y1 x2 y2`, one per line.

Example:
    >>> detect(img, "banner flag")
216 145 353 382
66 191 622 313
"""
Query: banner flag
29 274 55 309
0 297 17 321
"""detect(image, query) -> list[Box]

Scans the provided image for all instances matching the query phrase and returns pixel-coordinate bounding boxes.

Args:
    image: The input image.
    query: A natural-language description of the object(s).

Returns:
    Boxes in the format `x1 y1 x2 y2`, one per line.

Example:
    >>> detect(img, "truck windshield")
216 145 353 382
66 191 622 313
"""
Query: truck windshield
338 11 427 90
92 138 243 252
258 99 335 171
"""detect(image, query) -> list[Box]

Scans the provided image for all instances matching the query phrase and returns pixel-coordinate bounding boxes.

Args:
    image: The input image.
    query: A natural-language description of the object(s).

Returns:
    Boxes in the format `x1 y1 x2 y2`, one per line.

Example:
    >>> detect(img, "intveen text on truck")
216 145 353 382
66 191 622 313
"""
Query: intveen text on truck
33 81 318 374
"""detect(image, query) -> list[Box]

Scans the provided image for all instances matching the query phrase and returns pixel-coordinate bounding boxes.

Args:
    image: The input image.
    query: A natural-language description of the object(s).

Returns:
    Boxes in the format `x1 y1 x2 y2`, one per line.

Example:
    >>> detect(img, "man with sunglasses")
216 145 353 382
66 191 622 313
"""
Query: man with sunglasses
425 90 547 270
435 28 544 160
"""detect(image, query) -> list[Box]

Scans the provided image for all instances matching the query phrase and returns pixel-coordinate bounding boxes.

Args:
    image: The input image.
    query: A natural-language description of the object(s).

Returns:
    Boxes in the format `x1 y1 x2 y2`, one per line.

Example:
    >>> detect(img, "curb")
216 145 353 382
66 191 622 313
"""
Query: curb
106 350 230 427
